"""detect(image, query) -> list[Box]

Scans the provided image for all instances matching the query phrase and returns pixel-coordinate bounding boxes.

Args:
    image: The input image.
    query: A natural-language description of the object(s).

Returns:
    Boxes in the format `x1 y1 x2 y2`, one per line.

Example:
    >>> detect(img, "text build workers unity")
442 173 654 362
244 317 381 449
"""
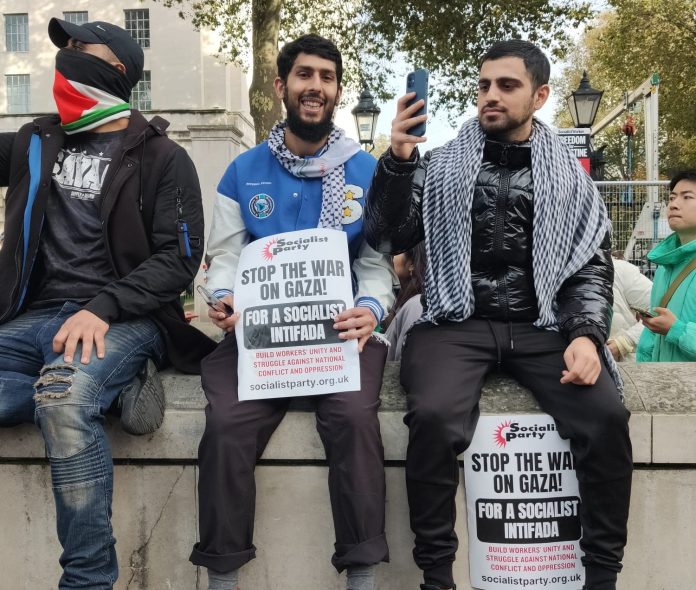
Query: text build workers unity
234 228 361 400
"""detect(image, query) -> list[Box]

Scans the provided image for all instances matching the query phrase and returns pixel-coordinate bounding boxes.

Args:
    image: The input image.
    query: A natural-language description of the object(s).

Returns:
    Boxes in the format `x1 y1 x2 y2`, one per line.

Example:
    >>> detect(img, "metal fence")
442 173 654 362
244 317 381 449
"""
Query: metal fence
596 181 671 277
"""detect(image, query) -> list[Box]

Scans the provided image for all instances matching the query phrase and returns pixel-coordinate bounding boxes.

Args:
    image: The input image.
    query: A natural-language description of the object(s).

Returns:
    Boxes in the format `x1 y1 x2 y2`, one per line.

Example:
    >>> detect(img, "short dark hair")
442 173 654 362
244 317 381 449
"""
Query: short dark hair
480 40 550 90
669 170 696 192
277 34 343 85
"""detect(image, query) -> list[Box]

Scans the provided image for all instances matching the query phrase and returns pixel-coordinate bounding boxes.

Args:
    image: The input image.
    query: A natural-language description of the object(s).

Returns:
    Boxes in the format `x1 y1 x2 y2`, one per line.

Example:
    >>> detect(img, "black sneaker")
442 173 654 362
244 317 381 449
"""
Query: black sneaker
118 359 165 435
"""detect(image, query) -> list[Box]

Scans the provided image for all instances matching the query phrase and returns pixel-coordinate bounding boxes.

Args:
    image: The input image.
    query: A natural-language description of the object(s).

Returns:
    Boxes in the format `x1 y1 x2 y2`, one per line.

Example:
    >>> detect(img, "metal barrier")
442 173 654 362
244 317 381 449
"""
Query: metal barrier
596 181 671 277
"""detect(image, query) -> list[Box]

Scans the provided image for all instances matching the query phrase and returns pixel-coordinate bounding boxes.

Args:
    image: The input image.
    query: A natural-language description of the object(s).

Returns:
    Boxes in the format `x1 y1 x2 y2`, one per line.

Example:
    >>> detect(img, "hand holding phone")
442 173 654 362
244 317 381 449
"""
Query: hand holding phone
631 306 656 318
197 285 234 317
391 69 429 160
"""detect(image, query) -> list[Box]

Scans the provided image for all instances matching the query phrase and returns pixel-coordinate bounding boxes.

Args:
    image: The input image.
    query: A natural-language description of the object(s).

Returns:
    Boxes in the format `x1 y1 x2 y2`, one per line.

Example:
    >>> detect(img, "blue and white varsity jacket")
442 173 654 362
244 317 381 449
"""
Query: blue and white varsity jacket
206 140 396 321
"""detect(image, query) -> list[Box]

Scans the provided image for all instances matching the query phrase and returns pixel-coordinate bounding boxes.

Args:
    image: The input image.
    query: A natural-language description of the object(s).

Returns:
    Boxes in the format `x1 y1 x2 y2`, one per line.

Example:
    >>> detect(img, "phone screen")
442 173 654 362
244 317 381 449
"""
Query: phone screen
631 307 656 318
197 285 234 316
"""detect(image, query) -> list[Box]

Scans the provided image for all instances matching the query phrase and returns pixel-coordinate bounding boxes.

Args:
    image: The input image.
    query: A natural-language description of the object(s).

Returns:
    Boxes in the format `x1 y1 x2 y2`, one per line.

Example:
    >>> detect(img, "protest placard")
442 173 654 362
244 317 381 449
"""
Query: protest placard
557 128 591 174
234 228 360 401
464 415 584 590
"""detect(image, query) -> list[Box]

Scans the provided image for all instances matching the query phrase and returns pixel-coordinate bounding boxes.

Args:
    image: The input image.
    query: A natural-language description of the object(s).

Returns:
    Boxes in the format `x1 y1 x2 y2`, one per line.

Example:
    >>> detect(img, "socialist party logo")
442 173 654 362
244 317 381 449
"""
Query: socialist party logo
494 419 557 447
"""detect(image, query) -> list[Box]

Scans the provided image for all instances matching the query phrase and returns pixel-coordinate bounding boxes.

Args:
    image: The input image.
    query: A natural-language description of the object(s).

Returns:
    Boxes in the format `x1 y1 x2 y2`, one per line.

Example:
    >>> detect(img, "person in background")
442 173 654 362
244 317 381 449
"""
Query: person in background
606 253 652 361
384 242 426 361
637 170 696 361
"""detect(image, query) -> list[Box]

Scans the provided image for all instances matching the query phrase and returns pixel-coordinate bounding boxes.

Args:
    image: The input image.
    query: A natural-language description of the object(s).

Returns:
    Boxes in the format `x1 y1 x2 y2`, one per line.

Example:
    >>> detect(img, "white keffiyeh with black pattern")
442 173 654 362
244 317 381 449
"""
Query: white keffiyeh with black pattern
267 121 360 229
421 117 623 391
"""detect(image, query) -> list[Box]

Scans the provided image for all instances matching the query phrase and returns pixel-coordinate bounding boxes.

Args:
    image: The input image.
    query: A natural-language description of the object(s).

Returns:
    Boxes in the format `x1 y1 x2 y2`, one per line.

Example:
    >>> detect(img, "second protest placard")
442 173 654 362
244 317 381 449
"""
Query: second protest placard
463 415 584 590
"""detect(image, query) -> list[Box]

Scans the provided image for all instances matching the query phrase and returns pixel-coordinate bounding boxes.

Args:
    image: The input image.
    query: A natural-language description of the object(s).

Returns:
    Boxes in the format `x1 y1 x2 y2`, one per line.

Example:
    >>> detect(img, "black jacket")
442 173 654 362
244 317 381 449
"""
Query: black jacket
471 140 537 320
0 112 216 373
364 147 614 345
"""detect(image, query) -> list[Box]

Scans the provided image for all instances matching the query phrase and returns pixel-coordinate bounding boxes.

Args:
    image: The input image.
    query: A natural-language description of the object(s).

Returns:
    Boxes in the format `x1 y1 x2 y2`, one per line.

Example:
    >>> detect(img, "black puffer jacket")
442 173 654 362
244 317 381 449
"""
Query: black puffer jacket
364 145 614 345
471 140 537 320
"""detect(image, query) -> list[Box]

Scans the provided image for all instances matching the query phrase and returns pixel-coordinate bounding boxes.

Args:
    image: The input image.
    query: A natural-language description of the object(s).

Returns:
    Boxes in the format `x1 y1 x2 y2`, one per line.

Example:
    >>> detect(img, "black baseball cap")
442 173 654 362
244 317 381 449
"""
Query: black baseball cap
48 17 144 89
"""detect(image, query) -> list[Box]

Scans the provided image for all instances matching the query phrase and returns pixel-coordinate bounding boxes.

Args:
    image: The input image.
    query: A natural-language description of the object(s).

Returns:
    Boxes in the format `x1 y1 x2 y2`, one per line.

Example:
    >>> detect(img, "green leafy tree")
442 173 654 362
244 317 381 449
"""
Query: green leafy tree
554 1 696 178
159 0 592 142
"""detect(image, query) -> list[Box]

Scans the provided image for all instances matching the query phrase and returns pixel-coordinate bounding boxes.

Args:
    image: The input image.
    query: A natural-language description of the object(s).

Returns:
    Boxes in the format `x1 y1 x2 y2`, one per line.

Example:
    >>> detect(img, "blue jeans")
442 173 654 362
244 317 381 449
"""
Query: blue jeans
0 302 165 590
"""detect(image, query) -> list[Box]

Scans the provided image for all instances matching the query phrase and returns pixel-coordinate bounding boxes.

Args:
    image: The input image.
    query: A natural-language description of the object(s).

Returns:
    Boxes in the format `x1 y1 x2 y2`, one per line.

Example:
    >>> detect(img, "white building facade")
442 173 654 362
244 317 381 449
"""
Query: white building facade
0 0 255 263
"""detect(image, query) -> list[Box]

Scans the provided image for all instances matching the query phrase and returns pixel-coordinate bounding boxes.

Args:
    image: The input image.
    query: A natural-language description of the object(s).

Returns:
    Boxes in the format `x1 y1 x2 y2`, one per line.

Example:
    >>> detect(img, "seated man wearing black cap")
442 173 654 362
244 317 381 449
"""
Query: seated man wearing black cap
0 17 214 589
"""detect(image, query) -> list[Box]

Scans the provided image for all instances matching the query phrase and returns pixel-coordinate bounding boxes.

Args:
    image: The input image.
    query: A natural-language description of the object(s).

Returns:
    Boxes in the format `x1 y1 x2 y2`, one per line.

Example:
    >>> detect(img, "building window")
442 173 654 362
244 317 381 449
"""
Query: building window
63 11 88 25
5 14 28 52
124 9 150 48
6 74 30 113
130 71 151 110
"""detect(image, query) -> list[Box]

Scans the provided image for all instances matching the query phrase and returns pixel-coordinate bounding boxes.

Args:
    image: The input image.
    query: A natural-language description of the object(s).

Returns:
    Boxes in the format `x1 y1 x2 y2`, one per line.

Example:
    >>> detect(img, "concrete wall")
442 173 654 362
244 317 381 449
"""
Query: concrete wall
0 362 694 589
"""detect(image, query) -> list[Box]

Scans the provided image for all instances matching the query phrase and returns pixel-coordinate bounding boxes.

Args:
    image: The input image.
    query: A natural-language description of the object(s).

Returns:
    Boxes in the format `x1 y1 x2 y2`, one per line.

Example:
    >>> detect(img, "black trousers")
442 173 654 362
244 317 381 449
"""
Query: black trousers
189 335 390 573
401 319 633 589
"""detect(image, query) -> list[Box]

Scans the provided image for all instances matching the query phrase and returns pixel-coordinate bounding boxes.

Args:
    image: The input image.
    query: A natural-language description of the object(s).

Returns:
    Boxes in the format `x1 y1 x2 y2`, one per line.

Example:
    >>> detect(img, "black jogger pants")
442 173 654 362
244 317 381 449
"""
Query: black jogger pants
401 319 633 589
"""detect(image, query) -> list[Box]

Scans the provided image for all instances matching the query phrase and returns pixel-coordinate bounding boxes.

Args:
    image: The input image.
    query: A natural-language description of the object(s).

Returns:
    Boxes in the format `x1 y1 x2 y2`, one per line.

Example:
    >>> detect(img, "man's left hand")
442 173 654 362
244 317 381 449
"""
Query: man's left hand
561 336 601 386
53 310 110 364
640 307 676 335
333 307 377 353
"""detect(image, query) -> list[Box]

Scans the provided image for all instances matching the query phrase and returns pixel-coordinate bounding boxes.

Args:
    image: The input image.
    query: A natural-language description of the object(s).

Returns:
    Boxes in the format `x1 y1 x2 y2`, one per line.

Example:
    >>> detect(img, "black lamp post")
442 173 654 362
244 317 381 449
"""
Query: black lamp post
567 72 605 180
590 144 607 181
566 71 603 128
352 87 380 151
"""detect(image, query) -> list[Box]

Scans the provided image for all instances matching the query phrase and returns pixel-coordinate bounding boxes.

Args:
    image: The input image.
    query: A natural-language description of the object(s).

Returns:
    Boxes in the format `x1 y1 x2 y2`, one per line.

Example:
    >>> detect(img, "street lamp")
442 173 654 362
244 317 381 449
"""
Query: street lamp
352 87 380 150
590 144 607 182
566 71 603 128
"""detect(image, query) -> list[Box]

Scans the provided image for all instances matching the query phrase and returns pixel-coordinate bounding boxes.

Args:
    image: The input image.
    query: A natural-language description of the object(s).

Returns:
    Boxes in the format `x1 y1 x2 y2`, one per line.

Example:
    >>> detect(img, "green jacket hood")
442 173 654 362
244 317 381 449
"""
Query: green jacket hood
648 232 696 267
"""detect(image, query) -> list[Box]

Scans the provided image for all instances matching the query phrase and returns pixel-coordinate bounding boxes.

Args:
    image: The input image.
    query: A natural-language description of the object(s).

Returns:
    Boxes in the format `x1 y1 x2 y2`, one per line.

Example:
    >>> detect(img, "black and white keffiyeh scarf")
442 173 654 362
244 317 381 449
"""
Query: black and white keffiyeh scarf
267 121 360 229
421 117 623 391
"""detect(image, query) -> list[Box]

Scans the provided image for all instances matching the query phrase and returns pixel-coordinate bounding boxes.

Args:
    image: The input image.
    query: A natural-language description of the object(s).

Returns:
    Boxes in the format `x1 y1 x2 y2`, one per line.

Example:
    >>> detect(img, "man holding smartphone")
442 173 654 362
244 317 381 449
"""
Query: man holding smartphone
189 34 395 590
364 40 632 590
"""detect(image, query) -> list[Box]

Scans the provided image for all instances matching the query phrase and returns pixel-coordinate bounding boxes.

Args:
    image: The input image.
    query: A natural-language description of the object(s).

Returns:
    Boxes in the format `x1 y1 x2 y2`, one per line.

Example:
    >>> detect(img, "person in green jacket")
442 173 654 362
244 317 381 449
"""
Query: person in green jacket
637 170 696 361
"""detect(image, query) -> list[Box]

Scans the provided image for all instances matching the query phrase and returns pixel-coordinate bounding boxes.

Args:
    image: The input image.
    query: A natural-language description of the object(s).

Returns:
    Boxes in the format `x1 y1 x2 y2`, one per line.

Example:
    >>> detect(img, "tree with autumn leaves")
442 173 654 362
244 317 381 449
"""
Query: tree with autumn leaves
554 0 696 178
158 0 592 142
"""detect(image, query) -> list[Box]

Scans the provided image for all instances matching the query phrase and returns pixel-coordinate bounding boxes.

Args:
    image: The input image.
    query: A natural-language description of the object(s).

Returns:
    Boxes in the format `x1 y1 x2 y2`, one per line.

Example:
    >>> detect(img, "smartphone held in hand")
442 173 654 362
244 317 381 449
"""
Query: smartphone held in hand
196 285 234 316
631 306 656 318
406 68 429 137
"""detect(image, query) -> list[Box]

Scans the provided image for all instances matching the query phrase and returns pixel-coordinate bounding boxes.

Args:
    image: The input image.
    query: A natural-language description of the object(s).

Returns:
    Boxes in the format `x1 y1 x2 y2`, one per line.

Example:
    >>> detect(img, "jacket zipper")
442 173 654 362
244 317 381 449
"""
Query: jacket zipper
493 146 511 319
1 125 45 322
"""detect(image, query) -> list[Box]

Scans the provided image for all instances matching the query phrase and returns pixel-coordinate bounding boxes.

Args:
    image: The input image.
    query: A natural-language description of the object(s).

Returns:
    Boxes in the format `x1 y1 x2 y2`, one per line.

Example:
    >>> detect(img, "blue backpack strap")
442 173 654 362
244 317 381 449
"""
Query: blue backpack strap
17 133 42 309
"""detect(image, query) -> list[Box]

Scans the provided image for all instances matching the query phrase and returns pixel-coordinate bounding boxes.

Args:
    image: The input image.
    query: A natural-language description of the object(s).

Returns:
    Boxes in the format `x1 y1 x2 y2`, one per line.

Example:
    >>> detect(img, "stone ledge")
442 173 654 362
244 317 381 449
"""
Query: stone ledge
0 362 693 464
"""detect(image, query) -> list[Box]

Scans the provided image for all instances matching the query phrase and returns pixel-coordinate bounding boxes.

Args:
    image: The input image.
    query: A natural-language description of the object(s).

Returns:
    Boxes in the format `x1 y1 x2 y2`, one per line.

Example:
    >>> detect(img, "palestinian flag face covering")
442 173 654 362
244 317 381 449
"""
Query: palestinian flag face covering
53 49 133 134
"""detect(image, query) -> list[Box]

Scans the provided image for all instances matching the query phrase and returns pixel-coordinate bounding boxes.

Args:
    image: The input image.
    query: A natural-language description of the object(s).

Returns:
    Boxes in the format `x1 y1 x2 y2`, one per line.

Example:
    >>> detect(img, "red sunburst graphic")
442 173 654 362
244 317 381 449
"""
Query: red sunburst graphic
494 420 511 447
262 238 277 261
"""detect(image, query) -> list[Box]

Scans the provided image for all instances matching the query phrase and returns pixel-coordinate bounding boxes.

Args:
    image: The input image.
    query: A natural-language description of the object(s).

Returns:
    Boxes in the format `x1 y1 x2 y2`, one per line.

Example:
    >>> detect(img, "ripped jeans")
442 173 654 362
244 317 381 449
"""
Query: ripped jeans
0 302 164 590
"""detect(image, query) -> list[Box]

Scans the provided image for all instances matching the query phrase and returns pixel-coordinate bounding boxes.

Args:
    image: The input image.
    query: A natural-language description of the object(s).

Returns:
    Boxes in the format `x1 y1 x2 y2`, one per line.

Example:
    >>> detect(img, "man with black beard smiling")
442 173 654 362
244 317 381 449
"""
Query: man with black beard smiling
190 35 395 590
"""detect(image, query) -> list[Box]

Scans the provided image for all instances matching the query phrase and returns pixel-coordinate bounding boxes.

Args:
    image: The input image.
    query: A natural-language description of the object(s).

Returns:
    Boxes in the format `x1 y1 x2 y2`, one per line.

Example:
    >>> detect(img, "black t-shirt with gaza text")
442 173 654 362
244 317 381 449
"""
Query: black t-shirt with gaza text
28 130 124 308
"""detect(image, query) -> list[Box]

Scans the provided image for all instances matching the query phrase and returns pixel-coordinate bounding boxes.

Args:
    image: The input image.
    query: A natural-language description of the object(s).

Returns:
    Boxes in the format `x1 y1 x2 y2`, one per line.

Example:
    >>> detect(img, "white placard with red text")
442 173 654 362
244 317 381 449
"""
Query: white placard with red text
464 415 584 590
234 228 360 401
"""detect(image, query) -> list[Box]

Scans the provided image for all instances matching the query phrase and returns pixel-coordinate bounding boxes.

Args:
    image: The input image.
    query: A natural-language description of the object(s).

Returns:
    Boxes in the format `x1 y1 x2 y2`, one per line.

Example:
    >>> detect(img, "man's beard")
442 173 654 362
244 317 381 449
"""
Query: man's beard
284 90 335 143
479 101 535 140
